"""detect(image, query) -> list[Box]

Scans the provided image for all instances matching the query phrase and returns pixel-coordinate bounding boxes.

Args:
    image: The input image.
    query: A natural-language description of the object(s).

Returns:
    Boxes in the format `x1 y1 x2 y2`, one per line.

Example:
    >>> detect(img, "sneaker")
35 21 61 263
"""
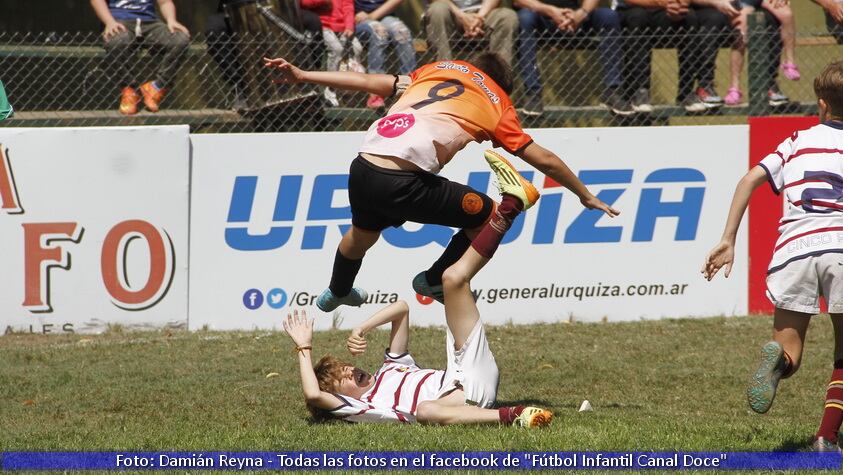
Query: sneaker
696 86 724 108
119 86 140 115
768 84 789 107
747 341 787 414
412 271 444 304
323 87 339 107
812 437 841 452
630 88 654 113
781 62 801 81
483 150 541 210
681 94 707 113
724 87 742 106
518 92 544 117
513 406 553 428
601 89 635 116
315 287 368 312
366 94 385 109
139 81 166 113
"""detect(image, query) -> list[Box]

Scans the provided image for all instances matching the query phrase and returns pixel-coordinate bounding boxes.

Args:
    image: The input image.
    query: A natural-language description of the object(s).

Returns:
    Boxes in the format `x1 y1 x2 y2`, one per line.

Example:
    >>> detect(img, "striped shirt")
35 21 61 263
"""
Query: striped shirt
329 351 445 423
759 121 843 274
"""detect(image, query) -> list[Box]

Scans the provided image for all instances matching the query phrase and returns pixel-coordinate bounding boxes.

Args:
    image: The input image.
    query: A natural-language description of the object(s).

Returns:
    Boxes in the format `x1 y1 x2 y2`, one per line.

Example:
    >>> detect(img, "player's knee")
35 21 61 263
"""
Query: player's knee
415 401 438 423
441 265 468 290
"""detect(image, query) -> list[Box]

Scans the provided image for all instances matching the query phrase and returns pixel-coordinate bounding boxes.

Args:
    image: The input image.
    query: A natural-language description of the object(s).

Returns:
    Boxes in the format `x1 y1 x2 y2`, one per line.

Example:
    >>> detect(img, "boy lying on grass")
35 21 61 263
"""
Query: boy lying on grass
283 299 552 427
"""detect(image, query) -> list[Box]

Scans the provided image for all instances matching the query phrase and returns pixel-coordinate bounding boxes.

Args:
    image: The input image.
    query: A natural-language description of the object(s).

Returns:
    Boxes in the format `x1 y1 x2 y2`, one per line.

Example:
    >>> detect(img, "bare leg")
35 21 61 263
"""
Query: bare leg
766 2 796 64
416 389 500 424
772 307 812 376
338 225 380 259
730 8 751 89
441 247 488 349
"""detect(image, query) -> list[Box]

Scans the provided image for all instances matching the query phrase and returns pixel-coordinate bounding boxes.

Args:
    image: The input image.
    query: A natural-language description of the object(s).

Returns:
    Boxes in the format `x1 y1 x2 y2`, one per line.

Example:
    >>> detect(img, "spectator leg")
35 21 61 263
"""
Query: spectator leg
693 7 730 90
300 10 324 72
356 20 389 74
425 1 457 61
653 10 697 101
515 8 547 95
619 7 652 97
205 12 247 93
766 4 795 64
586 8 624 94
142 21 189 89
102 25 136 90
381 16 417 75
323 29 344 71
759 8 783 90
485 8 518 65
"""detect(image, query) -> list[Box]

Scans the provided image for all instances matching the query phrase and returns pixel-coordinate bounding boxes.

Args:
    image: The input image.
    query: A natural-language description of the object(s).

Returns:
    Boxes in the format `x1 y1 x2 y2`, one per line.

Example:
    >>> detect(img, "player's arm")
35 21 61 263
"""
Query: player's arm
347 301 410 356
702 165 767 281
517 142 620 217
264 57 397 97
283 310 345 410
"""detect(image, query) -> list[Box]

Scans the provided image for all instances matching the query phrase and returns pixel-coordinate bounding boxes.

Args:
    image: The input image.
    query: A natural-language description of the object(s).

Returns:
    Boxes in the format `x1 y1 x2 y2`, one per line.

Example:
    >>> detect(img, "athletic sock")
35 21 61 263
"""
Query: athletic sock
328 249 363 297
470 195 523 259
782 351 795 378
498 405 525 424
425 230 472 287
816 362 843 443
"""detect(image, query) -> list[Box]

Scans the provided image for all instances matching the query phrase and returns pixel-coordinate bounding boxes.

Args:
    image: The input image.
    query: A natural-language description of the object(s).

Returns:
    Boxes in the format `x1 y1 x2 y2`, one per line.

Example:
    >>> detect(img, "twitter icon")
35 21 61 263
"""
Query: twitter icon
267 288 288 309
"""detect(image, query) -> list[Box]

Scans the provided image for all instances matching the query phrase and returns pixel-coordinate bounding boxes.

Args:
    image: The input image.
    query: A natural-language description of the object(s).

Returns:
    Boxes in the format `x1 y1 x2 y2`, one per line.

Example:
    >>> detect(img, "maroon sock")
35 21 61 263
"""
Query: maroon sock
498 405 525 424
816 365 843 442
471 195 523 259
782 352 795 378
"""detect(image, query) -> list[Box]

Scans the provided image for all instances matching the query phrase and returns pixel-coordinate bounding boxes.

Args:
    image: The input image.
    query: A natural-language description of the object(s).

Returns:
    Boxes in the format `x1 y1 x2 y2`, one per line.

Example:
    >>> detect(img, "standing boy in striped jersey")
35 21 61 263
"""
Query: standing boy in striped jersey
702 60 843 450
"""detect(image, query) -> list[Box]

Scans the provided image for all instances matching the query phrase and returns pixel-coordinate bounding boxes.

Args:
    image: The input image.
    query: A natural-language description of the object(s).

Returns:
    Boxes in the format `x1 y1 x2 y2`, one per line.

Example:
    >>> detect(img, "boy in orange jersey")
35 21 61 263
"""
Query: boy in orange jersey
265 53 619 312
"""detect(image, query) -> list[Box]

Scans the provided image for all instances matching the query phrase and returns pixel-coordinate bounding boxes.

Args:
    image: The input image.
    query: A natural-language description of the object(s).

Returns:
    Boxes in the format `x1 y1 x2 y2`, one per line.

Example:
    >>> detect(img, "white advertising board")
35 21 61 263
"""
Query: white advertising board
189 126 748 330
0 126 190 334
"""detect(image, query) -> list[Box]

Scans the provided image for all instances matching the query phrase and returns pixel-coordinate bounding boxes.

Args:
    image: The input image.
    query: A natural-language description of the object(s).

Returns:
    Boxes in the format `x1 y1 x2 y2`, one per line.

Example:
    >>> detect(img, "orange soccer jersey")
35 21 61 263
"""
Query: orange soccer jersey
358 61 533 173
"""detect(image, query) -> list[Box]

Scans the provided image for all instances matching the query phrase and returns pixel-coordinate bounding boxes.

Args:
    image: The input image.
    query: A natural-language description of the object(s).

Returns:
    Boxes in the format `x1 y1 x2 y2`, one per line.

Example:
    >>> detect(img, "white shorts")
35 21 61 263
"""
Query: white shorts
766 252 843 314
436 320 499 408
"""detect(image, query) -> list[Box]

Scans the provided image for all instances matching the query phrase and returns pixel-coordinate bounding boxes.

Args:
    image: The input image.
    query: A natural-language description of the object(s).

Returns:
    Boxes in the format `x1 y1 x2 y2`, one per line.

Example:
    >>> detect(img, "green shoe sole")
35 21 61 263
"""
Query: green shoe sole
747 341 784 414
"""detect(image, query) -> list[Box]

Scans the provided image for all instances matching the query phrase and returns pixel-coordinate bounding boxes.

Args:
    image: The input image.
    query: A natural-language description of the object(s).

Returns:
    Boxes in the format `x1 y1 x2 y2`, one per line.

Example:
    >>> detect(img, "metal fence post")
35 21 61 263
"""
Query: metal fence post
747 12 771 116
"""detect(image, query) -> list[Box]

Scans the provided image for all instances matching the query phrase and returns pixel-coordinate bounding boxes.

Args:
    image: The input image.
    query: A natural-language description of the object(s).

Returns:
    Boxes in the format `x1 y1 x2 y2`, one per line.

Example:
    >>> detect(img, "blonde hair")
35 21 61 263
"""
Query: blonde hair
307 354 350 421
814 60 843 119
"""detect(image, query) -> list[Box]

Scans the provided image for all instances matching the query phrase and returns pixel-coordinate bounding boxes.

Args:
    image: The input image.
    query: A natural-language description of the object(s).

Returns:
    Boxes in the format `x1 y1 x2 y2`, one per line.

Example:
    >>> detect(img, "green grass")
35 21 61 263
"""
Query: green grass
1 315 840 473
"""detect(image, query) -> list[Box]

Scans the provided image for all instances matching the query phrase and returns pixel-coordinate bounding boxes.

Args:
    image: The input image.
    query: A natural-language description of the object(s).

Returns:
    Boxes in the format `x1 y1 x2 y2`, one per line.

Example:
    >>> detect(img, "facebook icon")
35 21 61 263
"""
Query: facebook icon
243 289 264 310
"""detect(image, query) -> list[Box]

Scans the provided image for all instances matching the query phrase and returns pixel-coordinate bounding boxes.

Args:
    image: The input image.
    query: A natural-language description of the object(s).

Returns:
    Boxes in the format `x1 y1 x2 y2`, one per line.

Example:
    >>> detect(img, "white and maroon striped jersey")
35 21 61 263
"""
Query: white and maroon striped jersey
759 121 843 275
328 351 445 423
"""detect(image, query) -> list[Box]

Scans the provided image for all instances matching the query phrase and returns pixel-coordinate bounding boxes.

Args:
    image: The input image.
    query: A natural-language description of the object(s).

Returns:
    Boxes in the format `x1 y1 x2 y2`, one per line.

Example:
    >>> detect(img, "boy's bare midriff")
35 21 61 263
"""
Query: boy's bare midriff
360 152 426 172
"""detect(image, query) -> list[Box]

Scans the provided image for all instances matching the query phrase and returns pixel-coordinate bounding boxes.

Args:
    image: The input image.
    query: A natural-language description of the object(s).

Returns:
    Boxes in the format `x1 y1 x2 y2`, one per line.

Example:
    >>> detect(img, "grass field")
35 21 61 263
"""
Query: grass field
2 314 841 474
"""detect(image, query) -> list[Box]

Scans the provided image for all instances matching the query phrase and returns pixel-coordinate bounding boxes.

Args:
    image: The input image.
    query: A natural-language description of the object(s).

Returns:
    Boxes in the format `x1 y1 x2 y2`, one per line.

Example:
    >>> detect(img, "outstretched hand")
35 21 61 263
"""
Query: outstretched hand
347 327 367 356
264 57 305 84
701 241 735 281
283 309 314 348
581 195 620 218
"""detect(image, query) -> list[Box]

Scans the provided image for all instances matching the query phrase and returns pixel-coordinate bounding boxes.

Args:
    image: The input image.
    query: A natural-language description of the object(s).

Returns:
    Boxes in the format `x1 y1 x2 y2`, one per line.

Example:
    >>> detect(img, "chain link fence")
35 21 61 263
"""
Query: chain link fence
0 14 839 132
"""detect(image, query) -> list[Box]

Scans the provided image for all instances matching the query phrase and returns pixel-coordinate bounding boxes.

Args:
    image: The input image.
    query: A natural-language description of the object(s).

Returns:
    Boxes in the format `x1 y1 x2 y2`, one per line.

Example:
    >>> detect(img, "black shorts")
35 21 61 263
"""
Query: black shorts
348 155 495 232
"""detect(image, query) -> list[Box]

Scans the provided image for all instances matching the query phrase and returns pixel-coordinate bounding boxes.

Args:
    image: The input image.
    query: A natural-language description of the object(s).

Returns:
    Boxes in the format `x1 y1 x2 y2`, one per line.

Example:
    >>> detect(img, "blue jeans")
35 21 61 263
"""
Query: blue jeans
516 7 623 94
355 16 417 75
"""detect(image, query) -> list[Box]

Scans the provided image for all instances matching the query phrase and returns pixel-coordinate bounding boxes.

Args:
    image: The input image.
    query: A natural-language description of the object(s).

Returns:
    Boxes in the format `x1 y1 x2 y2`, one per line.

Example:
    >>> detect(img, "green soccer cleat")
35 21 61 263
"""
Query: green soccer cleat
412 271 444 304
747 341 787 414
811 437 842 452
483 150 540 210
513 406 553 428
315 287 368 312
